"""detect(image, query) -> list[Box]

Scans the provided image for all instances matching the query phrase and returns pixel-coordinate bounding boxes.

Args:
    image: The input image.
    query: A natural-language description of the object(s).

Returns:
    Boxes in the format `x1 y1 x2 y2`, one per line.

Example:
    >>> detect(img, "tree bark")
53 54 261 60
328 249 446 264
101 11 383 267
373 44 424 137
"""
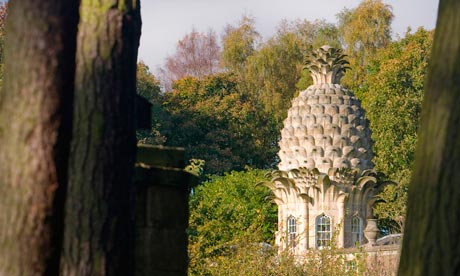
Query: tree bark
0 1 78 275
398 0 460 275
61 1 141 275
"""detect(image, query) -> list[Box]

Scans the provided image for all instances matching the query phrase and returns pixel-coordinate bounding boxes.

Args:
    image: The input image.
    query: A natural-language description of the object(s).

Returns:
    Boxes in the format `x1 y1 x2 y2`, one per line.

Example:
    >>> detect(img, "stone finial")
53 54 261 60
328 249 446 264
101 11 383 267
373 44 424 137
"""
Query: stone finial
303 45 350 85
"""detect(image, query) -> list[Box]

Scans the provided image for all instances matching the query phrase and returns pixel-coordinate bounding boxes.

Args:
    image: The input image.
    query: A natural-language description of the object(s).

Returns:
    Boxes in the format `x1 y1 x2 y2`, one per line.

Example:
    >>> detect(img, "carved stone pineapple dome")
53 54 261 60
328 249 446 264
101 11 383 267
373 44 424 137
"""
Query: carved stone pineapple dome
278 46 374 173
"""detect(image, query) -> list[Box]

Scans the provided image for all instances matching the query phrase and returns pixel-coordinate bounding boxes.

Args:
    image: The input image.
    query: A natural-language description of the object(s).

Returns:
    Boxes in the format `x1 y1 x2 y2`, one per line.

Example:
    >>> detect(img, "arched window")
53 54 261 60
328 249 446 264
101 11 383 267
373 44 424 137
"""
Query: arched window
316 214 331 248
351 216 363 245
287 216 297 249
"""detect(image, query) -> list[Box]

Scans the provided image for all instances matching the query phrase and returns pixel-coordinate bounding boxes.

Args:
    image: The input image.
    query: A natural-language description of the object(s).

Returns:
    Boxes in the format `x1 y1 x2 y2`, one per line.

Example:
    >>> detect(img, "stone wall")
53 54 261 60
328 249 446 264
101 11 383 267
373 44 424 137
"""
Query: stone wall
134 145 196 276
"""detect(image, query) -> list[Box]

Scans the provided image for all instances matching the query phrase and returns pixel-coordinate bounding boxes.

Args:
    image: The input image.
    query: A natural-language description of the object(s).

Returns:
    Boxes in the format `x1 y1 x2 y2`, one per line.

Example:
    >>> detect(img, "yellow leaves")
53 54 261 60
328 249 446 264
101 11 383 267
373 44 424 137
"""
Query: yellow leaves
118 0 137 12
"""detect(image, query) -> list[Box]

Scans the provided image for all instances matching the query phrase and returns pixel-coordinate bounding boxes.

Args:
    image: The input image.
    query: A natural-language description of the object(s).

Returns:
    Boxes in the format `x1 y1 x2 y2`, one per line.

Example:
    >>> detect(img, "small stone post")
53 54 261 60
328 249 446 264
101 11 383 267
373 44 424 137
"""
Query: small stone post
134 144 197 276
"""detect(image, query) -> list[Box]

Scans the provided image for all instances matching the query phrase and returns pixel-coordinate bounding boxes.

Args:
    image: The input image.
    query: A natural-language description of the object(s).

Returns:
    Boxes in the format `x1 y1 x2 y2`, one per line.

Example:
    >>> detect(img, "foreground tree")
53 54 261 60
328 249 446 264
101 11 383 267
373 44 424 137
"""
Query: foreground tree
0 2 7 87
61 1 141 275
0 0 79 275
398 0 460 275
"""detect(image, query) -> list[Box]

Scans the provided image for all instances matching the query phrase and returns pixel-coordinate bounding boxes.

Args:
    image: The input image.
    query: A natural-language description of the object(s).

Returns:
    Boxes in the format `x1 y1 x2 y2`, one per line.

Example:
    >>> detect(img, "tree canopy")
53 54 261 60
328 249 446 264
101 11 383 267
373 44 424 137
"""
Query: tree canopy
159 29 220 90
337 0 394 88
136 62 167 145
188 169 277 273
144 0 434 242
161 73 279 174
220 15 260 75
359 28 434 233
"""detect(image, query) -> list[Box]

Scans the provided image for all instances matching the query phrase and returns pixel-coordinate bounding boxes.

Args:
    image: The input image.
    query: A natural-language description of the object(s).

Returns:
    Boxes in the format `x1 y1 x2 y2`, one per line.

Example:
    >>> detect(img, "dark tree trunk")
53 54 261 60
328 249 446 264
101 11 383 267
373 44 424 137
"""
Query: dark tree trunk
61 1 141 275
0 1 79 275
398 0 460 275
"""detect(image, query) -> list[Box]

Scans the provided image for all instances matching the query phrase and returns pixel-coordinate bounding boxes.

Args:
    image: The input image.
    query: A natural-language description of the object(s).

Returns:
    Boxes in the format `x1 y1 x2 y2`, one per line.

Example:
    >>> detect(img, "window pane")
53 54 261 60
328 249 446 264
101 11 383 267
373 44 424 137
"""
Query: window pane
287 216 296 249
316 215 331 248
351 216 362 245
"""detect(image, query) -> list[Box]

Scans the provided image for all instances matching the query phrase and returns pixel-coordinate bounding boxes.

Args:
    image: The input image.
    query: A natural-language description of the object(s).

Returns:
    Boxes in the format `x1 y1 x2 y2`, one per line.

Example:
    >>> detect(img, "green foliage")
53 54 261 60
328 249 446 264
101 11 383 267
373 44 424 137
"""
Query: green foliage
161 73 279 174
188 169 277 270
374 182 408 233
338 0 393 54
242 19 341 123
277 19 341 50
137 61 161 101
221 15 260 75
275 19 341 92
190 231 394 275
243 30 304 122
337 0 394 88
153 3 432 237
184 158 205 178
359 28 433 183
188 170 395 275
358 28 434 232
136 61 167 145
190 243 302 276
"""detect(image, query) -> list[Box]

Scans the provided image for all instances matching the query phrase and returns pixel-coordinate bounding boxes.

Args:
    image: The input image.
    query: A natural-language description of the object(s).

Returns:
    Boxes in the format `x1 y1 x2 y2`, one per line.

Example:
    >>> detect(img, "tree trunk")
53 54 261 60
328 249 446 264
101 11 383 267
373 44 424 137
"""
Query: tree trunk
398 1 460 275
0 1 78 275
61 1 141 275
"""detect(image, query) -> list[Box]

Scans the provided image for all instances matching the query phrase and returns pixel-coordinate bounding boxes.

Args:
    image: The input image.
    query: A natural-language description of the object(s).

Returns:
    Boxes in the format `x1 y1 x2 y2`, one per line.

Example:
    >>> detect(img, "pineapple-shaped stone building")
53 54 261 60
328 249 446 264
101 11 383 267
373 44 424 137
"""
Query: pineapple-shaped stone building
262 46 391 254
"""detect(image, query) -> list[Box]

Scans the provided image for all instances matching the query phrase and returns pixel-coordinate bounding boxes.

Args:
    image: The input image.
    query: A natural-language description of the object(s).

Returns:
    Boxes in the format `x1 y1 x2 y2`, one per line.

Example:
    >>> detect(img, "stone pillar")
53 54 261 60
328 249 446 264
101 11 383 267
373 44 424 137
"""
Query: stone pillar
337 200 345 248
303 201 309 251
134 145 197 276
277 205 284 253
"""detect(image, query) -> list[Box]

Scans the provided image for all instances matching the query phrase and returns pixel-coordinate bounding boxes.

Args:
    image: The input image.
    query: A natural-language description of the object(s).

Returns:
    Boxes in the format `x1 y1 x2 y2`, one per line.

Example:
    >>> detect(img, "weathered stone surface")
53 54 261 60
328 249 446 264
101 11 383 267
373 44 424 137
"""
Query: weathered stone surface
278 83 374 173
134 145 196 276
263 46 393 256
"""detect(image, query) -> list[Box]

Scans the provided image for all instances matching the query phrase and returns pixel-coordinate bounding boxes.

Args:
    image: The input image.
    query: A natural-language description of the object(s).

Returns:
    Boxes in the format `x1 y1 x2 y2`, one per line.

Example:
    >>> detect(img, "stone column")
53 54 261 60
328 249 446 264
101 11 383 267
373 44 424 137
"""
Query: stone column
337 193 348 248
277 204 285 253
134 145 197 276
303 200 309 251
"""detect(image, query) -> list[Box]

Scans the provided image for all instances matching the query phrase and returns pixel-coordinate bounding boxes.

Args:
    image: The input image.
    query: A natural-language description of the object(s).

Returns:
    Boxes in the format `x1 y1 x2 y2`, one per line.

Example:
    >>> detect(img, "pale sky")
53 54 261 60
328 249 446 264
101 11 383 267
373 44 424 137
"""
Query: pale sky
139 0 439 70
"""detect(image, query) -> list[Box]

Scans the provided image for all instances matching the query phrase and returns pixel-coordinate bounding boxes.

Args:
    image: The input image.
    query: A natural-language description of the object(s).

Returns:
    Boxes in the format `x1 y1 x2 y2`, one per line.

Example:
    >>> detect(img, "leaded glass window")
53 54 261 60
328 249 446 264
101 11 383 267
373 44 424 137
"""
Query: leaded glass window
351 216 363 246
287 216 297 249
316 215 331 248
